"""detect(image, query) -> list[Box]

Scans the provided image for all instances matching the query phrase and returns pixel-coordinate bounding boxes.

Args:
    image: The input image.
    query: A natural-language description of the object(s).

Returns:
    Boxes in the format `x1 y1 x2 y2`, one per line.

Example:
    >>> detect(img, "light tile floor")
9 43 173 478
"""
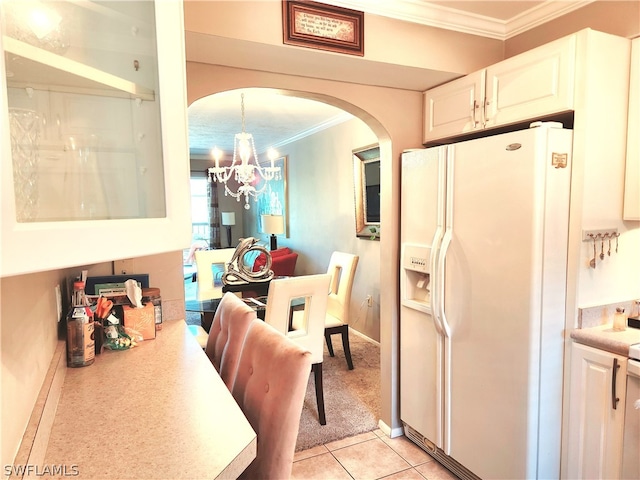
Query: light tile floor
292 429 460 480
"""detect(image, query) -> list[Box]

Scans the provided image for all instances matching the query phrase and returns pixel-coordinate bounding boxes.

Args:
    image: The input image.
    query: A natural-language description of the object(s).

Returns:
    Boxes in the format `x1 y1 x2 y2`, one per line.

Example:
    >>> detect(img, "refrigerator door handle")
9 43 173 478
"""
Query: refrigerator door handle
436 228 452 338
430 226 445 336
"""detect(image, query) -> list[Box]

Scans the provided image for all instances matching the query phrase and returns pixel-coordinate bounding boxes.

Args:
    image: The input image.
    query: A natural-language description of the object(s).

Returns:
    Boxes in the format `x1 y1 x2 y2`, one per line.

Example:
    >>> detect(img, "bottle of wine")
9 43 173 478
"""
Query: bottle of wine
66 280 95 367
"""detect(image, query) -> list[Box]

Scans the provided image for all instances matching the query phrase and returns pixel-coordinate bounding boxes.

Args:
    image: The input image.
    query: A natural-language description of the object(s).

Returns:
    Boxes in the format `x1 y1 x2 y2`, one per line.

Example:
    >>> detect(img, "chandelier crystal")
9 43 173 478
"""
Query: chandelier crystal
208 93 281 210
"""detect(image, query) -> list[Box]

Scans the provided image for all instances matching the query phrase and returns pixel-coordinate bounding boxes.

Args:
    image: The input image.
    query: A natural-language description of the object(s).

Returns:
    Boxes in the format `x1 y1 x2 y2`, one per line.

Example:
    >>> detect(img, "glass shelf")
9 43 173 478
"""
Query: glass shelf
4 36 155 100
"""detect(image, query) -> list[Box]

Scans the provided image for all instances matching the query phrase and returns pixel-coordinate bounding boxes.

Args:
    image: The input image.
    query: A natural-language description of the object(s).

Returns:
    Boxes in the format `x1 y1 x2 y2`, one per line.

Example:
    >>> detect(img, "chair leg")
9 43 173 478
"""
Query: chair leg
312 363 326 425
325 325 354 370
340 325 354 370
201 312 214 333
324 331 335 357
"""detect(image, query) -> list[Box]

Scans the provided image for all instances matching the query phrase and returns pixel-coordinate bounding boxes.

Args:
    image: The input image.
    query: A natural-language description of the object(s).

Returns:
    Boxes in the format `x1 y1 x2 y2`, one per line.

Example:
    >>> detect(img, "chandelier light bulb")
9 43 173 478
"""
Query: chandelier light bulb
211 147 222 168
28 6 62 40
238 138 251 163
267 147 278 167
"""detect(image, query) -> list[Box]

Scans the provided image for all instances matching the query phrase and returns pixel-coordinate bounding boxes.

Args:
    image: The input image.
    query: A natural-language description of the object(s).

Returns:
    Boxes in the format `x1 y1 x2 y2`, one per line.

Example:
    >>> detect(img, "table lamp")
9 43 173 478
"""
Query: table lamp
261 214 284 250
221 212 236 247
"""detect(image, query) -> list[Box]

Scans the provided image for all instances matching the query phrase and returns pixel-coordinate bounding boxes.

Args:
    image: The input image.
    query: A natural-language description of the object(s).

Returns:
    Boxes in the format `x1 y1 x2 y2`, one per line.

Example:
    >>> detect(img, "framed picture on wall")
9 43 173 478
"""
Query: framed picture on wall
282 1 364 56
256 155 289 238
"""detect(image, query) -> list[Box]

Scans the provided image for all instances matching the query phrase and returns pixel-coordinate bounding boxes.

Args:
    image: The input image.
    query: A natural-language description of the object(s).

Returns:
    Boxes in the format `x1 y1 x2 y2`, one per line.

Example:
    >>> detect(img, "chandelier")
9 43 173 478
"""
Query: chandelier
208 93 281 210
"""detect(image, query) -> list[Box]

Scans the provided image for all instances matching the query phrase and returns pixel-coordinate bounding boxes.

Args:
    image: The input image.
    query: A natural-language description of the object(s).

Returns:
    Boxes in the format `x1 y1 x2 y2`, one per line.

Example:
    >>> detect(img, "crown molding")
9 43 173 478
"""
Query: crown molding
268 112 353 151
320 0 595 40
189 112 353 156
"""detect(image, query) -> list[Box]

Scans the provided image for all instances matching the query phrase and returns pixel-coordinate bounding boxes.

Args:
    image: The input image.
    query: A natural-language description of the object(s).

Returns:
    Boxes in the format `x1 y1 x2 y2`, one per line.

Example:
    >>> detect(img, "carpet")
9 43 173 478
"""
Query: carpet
186 311 202 326
295 331 380 452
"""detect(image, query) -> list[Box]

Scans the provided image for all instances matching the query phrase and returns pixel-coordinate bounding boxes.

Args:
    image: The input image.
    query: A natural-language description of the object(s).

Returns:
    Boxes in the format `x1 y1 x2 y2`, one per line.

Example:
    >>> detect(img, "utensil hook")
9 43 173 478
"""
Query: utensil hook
589 234 597 269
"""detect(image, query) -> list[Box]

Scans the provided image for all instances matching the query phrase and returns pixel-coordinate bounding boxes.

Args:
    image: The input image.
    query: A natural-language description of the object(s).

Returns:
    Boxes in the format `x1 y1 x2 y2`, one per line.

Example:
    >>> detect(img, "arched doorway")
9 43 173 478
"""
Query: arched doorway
186 61 422 437
187 88 382 343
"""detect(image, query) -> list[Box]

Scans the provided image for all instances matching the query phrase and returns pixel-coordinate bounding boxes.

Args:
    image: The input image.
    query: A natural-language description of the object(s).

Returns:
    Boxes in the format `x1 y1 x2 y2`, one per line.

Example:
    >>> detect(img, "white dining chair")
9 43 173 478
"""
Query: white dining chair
194 248 236 301
324 252 359 370
263 274 332 425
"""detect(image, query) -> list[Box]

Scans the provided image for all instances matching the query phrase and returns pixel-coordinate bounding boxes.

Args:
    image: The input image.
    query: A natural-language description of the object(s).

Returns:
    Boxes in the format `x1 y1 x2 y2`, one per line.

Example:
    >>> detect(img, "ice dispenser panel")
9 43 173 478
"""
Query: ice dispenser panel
401 244 432 313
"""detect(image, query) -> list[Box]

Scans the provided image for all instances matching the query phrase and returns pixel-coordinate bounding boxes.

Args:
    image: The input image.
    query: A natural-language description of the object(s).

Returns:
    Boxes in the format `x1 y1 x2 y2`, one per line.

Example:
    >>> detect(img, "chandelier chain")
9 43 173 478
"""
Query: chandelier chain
240 93 246 133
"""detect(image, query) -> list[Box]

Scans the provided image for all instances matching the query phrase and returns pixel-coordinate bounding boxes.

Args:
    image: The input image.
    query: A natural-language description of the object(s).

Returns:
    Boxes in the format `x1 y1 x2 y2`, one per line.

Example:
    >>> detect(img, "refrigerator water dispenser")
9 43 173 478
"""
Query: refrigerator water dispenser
401 244 432 313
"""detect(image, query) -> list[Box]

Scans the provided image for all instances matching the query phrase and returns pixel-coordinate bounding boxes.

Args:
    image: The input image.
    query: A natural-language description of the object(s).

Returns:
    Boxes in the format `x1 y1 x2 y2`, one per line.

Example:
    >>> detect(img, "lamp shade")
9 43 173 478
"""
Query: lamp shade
221 212 236 226
261 214 284 235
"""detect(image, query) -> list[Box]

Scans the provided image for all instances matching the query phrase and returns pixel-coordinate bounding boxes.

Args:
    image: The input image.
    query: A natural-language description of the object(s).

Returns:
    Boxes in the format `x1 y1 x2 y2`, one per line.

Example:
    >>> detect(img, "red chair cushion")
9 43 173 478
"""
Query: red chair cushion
252 248 292 273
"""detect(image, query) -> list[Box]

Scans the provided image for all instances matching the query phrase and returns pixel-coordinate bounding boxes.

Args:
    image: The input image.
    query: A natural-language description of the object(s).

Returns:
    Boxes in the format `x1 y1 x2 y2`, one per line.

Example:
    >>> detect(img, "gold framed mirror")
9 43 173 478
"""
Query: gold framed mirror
353 144 380 239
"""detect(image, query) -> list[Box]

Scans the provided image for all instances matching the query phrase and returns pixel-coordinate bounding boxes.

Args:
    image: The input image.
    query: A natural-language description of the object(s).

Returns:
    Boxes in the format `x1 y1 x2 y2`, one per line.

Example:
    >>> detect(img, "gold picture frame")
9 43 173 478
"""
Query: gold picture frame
282 1 364 56
353 145 380 240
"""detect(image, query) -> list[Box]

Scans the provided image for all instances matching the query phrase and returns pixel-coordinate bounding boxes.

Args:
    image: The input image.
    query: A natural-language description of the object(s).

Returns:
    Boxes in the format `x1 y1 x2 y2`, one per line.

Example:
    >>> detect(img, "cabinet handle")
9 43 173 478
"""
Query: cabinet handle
471 100 479 127
612 357 620 410
482 97 489 127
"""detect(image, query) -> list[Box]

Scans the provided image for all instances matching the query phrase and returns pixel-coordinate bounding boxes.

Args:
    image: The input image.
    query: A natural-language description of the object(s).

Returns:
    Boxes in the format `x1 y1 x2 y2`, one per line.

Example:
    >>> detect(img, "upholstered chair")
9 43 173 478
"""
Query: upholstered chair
264 274 332 425
232 320 312 480
205 292 256 389
325 252 359 370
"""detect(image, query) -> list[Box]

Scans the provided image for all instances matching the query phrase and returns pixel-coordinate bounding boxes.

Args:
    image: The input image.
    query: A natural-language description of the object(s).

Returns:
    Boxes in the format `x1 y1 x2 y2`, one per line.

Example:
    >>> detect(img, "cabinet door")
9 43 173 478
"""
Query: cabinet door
485 34 576 128
623 38 639 220
423 71 484 143
0 1 191 276
566 342 627 480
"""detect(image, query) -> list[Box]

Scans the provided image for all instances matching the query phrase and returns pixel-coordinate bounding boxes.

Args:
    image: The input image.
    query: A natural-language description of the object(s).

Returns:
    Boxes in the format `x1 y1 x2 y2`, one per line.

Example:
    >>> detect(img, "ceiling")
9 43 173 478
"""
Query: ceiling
188 0 592 157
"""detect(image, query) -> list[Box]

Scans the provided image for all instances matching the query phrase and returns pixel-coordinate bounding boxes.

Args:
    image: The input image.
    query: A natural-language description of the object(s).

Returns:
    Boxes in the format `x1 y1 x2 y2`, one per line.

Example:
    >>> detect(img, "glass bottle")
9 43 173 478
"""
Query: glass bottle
613 307 627 332
66 280 95 367
631 300 640 319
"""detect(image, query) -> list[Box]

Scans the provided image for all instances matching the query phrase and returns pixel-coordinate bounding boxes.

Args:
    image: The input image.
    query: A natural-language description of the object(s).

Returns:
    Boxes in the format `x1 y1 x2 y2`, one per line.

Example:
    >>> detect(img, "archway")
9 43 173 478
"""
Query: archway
188 88 383 340
186 61 423 437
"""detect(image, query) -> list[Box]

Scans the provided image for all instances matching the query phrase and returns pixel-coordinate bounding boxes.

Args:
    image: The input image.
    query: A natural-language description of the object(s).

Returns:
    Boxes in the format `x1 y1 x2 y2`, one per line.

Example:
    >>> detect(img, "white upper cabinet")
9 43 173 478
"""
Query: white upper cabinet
424 33 577 143
0 1 191 277
484 35 576 128
624 38 639 221
423 71 484 141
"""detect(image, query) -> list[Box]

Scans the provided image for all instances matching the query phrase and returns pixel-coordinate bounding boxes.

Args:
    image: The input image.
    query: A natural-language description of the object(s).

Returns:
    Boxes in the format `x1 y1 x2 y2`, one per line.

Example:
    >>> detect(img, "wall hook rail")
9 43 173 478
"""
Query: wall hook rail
583 230 620 269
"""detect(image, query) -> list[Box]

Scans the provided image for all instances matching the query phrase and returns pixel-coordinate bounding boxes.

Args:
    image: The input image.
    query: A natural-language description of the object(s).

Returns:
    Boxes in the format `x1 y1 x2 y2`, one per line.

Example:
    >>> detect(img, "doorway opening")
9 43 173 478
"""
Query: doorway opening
184 175 209 303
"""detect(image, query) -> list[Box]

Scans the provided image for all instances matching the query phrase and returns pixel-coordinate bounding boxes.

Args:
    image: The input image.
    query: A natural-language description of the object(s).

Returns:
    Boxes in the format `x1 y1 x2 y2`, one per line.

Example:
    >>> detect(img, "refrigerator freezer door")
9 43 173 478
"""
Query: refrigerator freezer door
442 127 572 479
400 147 447 449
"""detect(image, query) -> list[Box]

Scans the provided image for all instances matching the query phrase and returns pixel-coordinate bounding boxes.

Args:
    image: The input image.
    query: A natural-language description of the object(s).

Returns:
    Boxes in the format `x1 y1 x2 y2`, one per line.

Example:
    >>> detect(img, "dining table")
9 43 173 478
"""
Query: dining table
186 296 268 332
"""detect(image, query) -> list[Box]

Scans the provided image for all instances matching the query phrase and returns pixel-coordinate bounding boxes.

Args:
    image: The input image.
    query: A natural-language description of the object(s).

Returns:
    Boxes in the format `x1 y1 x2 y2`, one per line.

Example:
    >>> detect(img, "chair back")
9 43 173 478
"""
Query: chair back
232 320 312 480
325 252 359 324
205 292 256 389
264 274 331 365
194 248 236 300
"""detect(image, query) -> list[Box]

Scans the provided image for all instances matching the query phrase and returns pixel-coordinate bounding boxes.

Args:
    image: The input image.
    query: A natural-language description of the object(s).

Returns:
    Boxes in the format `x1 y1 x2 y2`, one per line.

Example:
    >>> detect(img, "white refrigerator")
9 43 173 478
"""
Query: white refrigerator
400 123 573 480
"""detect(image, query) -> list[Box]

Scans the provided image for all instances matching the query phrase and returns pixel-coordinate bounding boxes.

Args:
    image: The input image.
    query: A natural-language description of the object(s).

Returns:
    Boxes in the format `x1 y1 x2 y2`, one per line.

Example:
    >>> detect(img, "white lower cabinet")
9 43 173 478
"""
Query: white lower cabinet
566 342 627 479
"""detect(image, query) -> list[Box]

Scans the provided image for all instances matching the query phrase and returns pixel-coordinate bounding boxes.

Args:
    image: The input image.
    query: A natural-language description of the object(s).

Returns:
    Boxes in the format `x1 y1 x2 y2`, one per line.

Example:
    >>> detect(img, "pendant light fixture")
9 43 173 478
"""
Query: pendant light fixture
208 93 280 209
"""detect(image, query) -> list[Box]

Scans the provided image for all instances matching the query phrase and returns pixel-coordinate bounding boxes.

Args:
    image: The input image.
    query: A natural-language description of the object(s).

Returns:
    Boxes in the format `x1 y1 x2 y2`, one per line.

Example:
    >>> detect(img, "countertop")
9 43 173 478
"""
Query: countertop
39 320 256 479
570 324 640 357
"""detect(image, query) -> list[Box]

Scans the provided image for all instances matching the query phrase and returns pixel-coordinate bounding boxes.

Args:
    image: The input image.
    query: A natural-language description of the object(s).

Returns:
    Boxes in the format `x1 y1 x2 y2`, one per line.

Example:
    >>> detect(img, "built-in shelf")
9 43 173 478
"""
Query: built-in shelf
3 36 155 101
